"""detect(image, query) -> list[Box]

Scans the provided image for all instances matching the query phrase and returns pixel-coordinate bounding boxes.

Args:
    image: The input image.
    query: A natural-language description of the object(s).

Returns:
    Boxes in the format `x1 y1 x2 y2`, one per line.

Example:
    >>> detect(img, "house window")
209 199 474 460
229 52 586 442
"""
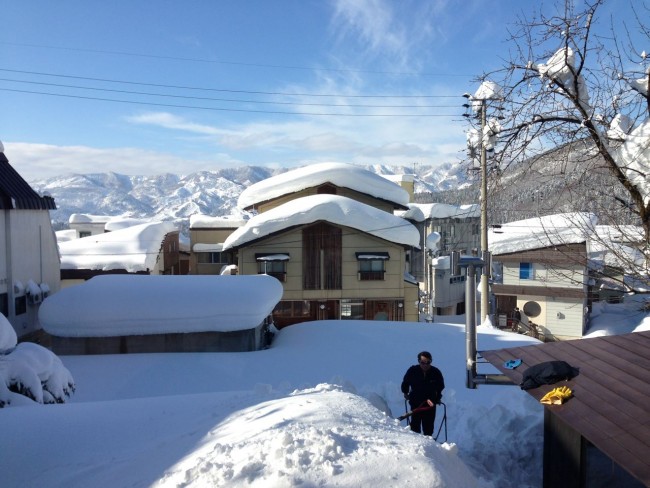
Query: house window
303 223 341 290
14 295 27 316
256 253 289 282
0 293 7 316
519 262 534 280
197 252 226 264
356 252 389 281
79 231 91 238
273 300 311 317
340 300 364 320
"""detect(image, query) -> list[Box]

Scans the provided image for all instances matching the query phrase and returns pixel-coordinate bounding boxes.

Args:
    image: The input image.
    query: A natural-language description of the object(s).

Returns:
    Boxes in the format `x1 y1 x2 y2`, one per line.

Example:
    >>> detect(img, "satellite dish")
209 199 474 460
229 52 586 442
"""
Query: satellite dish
425 232 441 251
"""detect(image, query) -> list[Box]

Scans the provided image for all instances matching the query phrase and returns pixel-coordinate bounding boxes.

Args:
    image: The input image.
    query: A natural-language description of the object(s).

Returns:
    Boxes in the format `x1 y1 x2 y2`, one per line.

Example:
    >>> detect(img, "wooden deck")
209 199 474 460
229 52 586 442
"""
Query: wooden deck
480 331 650 487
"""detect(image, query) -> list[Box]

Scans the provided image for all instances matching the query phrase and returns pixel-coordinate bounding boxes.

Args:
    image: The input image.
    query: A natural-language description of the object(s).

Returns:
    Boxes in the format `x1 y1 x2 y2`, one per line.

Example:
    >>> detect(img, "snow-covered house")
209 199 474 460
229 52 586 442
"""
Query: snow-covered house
189 214 246 275
489 213 594 340
67 214 155 238
224 163 421 326
66 214 153 238
40 274 282 354
59 221 182 287
401 203 480 317
588 225 647 303
0 143 60 339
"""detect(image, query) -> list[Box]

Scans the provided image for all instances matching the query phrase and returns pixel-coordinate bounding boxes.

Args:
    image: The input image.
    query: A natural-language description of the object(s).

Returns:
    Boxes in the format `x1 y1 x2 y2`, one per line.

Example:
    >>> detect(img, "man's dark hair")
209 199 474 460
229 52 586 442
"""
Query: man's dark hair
418 351 432 361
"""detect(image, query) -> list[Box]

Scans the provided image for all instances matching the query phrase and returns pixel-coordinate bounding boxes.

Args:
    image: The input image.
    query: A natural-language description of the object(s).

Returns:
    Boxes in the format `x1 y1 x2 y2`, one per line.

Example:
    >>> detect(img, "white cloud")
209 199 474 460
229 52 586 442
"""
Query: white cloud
126 112 222 136
3 142 244 182
331 0 407 56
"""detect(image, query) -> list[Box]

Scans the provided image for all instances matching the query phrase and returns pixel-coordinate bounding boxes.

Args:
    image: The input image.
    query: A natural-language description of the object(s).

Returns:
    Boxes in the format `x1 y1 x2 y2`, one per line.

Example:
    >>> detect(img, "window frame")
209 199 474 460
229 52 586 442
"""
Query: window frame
519 262 534 280
356 252 389 281
256 253 289 282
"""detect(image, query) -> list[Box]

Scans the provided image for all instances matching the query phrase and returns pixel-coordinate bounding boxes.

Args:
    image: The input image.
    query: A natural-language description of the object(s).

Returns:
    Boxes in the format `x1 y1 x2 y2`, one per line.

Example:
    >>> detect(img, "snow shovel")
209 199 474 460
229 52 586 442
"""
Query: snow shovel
403 398 410 426
398 401 447 443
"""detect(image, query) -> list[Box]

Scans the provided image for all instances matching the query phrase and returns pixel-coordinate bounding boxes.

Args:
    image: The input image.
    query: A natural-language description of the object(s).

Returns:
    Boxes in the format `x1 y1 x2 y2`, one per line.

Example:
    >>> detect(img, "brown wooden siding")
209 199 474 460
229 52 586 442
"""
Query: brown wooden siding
302 222 341 290
481 331 650 487
494 243 587 266
492 283 586 299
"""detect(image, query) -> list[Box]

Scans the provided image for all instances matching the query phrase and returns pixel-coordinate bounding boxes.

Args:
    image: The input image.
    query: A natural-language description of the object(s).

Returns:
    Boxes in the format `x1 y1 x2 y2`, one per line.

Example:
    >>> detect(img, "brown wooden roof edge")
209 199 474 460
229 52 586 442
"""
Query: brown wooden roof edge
479 331 650 486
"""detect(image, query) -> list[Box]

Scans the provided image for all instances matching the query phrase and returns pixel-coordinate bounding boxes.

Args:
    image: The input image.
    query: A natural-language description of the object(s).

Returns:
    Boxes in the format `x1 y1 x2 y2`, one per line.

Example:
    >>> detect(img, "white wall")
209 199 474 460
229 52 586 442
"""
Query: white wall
543 297 586 339
2 209 61 337
502 262 585 289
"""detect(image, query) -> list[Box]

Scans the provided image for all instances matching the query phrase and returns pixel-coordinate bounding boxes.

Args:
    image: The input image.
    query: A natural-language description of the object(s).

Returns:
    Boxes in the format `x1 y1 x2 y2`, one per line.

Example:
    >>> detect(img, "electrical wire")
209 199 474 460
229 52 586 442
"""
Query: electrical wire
0 41 474 78
0 87 463 117
0 68 462 99
0 77 463 109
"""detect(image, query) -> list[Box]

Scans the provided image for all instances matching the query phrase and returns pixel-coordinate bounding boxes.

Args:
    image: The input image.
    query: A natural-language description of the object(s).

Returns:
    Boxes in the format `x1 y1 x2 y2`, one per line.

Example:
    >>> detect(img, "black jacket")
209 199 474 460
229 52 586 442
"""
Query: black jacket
401 365 445 406
520 360 579 390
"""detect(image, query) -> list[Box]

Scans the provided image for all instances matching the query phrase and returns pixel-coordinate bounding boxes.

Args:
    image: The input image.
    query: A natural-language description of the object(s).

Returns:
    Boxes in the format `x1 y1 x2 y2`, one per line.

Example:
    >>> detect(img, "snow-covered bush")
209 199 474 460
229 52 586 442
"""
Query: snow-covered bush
0 314 75 408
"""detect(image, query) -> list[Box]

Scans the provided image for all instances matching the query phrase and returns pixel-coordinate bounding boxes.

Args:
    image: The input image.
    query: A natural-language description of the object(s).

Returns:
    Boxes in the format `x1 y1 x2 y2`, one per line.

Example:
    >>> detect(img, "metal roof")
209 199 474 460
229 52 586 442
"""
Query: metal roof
0 152 56 210
481 331 650 486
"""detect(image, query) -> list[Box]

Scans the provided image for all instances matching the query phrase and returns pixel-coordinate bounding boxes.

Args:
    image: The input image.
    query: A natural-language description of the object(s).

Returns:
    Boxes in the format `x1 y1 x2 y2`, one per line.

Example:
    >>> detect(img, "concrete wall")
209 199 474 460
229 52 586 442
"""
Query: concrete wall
50 324 267 355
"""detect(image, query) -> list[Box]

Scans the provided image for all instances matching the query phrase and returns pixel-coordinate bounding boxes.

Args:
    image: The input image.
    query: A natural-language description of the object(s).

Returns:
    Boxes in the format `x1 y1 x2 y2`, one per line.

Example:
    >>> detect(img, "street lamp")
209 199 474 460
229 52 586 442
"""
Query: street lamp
463 81 503 326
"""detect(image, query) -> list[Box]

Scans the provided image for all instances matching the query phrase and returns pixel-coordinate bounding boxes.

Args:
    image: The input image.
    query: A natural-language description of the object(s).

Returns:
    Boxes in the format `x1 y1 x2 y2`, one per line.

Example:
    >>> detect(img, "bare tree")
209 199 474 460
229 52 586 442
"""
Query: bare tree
469 0 650 292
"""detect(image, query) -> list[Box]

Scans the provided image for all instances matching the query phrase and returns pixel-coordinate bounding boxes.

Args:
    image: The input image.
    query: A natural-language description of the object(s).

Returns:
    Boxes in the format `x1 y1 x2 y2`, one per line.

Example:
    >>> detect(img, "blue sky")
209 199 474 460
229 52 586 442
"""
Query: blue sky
0 0 635 182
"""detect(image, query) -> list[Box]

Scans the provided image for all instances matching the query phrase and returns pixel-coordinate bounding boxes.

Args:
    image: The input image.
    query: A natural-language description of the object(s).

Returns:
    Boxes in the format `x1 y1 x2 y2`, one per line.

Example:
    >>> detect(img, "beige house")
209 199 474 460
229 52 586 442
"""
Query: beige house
223 163 421 327
188 215 246 275
489 213 594 340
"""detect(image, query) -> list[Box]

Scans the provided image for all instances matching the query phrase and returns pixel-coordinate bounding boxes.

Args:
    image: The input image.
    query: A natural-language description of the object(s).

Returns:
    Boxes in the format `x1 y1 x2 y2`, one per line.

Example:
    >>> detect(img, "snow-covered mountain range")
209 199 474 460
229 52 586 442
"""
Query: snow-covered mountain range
31 162 472 228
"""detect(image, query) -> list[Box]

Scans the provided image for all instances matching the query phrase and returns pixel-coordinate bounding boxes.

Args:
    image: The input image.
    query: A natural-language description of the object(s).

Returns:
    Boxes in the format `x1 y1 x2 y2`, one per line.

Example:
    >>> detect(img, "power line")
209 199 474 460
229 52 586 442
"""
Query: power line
0 77 463 109
0 41 473 78
0 87 462 117
0 68 461 99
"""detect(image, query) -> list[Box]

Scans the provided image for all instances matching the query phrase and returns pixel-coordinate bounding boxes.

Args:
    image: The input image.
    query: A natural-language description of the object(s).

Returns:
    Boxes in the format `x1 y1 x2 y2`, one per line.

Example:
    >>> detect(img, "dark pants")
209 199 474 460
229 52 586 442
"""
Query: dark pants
409 406 437 436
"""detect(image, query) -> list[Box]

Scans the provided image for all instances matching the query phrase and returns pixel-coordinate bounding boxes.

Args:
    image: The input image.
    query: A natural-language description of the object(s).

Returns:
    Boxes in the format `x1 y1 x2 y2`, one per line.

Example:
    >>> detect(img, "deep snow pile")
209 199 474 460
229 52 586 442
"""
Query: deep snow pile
152 384 485 487
0 319 547 488
0 314 75 407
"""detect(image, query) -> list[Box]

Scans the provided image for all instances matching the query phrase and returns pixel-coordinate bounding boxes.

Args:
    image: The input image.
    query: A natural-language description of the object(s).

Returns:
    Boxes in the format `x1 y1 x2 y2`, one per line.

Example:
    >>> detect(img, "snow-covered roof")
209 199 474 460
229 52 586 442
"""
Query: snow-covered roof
55 229 78 243
396 206 425 222
489 212 597 255
104 217 150 232
58 221 178 272
595 225 645 244
406 203 480 222
237 162 410 210
193 243 223 252
381 173 414 183
224 194 421 250
68 213 113 224
189 214 248 229
588 240 646 272
39 274 283 337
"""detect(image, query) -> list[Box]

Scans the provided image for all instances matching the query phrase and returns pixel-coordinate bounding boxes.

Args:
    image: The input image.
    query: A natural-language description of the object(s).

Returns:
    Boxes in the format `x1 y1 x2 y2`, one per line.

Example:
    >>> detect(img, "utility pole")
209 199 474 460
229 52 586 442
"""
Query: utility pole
464 81 502 326
479 98 490 326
